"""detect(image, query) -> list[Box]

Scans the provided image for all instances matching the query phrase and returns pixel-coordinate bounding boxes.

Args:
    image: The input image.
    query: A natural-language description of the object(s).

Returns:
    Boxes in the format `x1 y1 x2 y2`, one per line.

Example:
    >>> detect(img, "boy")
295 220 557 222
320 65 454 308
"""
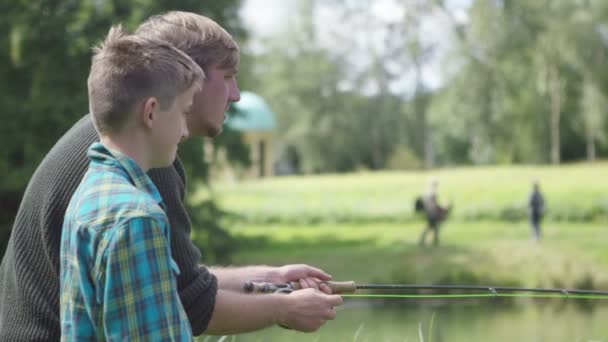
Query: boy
60 25 204 340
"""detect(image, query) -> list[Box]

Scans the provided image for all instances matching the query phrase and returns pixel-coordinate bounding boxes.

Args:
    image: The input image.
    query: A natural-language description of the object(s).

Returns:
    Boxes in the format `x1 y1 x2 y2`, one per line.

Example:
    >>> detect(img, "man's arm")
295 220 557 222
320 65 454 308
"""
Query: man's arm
204 288 343 335
203 264 343 334
209 264 334 294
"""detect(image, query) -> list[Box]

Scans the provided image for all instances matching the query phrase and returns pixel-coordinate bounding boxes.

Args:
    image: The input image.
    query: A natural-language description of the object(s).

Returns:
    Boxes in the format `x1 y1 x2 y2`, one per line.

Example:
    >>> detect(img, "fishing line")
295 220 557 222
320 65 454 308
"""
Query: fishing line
341 293 608 299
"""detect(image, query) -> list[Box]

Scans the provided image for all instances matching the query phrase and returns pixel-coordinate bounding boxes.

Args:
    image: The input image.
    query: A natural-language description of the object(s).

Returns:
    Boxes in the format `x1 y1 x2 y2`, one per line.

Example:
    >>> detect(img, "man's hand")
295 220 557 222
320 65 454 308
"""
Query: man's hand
210 264 334 293
269 264 334 294
205 265 340 334
276 288 343 332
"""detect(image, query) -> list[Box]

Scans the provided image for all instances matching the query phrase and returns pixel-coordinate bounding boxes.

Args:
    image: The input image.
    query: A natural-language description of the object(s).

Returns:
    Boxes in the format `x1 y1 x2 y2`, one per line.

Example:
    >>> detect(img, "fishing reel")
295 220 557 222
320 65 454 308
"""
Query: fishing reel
243 281 296 294
244 280 357 294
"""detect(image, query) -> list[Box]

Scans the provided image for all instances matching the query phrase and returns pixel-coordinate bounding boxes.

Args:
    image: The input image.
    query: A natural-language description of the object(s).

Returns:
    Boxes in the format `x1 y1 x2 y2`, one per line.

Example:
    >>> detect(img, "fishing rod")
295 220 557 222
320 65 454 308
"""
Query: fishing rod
243 281 608 299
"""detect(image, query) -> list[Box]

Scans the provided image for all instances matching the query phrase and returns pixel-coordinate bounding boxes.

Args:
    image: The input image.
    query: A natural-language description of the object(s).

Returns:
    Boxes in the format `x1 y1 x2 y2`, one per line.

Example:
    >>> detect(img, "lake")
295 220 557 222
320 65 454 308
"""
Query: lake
200 298 608 342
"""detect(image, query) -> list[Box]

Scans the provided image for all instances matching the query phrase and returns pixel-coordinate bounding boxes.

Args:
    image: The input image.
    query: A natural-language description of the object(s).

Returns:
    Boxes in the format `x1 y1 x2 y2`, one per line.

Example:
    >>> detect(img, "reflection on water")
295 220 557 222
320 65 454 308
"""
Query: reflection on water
205 298 608 342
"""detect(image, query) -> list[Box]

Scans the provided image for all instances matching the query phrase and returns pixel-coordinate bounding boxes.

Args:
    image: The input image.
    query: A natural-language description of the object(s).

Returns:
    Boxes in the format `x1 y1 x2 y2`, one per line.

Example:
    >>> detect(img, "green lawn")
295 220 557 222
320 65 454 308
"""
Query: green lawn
191 165 608 341
192 164 608 289
195 163 608 223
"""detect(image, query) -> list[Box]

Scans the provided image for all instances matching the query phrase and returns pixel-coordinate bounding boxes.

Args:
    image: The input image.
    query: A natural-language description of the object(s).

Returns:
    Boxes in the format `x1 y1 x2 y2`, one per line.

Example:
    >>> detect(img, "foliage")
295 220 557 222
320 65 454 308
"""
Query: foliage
0 0 245 258
4 0 608 259
247 0 608 174
188 199 236 265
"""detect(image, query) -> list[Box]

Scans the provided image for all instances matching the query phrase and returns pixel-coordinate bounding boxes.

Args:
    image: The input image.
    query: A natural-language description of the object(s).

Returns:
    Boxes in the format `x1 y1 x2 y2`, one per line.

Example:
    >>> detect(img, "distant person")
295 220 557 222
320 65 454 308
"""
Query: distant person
528 180 545 241
417 178 452 247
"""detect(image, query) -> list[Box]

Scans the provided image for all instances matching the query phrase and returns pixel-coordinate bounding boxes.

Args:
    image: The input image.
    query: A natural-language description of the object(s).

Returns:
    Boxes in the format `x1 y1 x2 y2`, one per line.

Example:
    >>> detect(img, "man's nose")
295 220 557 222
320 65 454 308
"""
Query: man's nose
230 83 241 102
181 119 189 140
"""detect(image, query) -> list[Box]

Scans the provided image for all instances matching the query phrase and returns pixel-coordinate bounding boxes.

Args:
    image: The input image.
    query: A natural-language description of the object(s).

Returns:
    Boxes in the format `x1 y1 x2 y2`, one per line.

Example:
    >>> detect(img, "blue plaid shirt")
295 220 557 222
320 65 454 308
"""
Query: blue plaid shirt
60 142 192 341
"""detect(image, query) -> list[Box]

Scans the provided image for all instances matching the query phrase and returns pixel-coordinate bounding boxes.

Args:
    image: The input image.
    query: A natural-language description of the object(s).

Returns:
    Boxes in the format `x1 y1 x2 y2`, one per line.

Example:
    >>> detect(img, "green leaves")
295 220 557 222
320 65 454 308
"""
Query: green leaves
0 0 245 258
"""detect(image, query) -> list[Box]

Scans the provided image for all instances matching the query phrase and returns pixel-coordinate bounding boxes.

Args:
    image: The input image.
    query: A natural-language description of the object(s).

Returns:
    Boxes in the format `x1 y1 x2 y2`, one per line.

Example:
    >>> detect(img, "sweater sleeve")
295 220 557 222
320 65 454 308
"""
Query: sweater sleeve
0 114 98 341
148 159 218 336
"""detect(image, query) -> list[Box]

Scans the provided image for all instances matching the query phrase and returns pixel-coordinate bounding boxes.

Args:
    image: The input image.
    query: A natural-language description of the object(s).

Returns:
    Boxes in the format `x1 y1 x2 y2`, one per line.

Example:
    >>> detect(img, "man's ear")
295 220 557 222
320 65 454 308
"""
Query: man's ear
141 97 158 129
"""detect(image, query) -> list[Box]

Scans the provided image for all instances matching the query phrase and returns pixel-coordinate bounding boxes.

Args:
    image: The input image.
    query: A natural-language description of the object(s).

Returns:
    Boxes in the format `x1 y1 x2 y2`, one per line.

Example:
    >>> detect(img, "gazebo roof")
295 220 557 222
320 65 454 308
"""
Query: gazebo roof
225 91 277 131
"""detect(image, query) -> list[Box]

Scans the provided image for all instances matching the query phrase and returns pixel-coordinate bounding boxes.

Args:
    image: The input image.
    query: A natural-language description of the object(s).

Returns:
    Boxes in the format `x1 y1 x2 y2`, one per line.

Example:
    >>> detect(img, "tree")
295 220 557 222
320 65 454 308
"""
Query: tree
429 0 608 165
0 0 245 260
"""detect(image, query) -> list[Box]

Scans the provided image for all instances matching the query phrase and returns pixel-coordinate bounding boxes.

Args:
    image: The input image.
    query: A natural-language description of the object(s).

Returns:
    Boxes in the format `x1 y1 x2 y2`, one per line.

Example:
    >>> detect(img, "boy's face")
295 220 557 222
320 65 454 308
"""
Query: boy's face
187 64 240 138
150 86 195 167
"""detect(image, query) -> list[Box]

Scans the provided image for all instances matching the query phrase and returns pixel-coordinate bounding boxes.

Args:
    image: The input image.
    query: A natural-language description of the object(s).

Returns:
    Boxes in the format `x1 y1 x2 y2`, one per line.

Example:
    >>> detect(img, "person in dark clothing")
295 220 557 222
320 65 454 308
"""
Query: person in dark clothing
528 180 545 241
418 179 451 247
0 12 341 341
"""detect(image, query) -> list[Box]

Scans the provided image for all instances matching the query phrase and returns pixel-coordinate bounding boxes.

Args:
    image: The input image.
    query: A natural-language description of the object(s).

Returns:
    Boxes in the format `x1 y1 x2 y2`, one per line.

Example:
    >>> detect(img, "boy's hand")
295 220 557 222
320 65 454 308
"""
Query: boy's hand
276 288 343 332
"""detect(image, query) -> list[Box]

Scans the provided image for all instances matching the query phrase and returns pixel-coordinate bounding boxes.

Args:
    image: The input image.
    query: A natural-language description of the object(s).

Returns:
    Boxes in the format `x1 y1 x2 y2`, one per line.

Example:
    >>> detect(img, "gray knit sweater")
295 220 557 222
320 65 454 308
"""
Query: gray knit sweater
0 115 217 340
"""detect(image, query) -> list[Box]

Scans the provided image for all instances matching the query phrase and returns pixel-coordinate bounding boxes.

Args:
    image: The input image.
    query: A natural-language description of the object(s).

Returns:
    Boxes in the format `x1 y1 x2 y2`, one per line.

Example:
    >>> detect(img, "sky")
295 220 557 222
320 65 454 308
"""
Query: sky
240 0 298 37
239 0 473 94
240 0 472 37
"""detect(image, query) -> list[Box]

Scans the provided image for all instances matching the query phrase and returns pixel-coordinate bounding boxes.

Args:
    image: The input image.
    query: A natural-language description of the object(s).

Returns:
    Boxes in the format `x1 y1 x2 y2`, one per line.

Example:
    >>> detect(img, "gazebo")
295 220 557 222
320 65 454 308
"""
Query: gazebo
225 91 277 178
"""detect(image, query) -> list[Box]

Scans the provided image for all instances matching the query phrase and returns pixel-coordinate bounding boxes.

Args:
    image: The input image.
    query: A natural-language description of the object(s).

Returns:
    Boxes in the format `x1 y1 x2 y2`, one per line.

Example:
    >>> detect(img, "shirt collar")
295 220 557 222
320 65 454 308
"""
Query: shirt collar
87 142 163 205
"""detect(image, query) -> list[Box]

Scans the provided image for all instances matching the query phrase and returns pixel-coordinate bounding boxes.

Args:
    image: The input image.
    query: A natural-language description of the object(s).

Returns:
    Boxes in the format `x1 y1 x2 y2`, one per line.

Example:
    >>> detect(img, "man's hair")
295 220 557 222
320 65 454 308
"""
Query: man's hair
87 24 204 134
135 11 240 70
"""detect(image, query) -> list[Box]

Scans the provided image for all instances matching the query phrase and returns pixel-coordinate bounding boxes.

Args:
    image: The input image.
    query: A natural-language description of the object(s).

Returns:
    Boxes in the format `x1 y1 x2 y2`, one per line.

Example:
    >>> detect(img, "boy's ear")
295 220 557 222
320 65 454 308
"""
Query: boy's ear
141 97 158 129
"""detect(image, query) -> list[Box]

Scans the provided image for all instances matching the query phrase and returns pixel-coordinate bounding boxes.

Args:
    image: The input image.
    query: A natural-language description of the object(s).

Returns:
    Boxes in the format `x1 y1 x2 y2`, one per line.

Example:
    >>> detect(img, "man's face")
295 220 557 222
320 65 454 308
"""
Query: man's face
187 64 240 138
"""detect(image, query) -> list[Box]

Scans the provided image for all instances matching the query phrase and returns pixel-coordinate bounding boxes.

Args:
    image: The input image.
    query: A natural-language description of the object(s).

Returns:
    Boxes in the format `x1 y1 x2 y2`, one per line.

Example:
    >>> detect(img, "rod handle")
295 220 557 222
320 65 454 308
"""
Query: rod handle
290 281 357 294
243 280 357 294
243 281 288 293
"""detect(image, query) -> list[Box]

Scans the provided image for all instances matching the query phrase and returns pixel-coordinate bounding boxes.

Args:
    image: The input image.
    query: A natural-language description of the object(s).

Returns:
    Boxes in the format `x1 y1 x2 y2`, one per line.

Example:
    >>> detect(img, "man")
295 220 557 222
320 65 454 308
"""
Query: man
417 178 451 247
0 12 341 340
528 180 545 242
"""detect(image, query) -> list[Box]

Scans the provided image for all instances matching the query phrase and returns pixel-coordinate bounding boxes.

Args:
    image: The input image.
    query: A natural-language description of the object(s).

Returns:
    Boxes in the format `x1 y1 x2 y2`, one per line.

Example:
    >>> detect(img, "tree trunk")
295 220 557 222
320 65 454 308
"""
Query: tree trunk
424 133 434 169
549 65 561 164
413 62 433 169
587 135 596 162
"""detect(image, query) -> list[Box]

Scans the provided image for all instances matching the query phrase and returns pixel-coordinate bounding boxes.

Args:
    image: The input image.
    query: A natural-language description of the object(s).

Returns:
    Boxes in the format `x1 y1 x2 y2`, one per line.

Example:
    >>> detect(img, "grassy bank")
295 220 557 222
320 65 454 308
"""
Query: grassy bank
191 165 608 341
194 163 608 224
219 221 608 290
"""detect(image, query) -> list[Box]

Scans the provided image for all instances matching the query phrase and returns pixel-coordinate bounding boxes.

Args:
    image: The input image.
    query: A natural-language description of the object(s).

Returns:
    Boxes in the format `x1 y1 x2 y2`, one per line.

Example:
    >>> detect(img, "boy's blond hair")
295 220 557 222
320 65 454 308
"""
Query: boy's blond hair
87 24 204 134
135 11 240 70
